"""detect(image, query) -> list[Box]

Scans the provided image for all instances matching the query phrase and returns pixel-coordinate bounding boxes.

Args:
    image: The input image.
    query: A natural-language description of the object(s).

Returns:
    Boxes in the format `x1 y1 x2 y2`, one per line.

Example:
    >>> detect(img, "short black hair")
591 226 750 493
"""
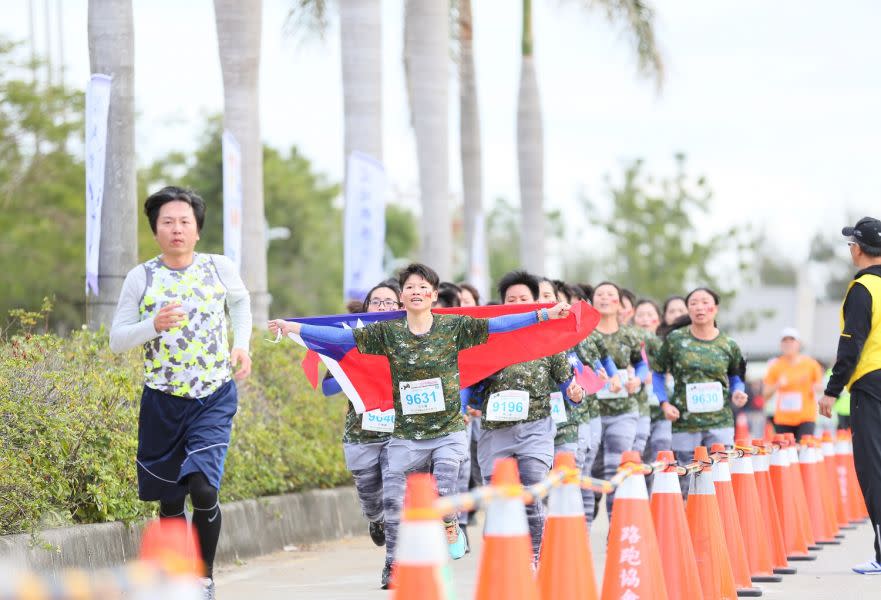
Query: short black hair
458 282 481 306
144 186 206 234
397 263 440 290
498 270 540 301
576 283 594 300
858 242 881 257
362 281 402 312
436 282 462 307
591 281 622 303
621 288 637 307
685 287 721 306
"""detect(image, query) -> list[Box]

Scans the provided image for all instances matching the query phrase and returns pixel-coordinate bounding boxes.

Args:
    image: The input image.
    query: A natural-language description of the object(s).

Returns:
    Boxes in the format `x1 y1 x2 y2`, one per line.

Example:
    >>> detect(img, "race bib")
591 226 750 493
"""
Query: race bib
399 377 445 415
778 392 803 412
486 390 530 422
646 382 660 407
549 392 568 424
362 409 395 433
596 370 629 400
685 381 725 413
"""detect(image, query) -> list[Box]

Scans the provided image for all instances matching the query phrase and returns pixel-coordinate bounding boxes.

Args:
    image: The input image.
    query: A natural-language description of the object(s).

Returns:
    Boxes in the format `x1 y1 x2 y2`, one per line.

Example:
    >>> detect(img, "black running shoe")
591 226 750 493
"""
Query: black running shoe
369 519 386 547
381 558 394 589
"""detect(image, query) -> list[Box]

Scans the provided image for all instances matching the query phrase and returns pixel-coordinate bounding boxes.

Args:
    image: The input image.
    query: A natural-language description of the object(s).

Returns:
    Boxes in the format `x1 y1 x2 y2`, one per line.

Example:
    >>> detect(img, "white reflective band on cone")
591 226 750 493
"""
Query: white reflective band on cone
484 497 530 537
751 453 769 473
770 447 789 467
731 454 753 475
651 471 681 495
798 445 816 465
615 472 649 500
787 446 800 465
822 442 836 459
691 470 716 495
711 458 732 483
395 521 449 565
835 440 852 456
547 482 585 516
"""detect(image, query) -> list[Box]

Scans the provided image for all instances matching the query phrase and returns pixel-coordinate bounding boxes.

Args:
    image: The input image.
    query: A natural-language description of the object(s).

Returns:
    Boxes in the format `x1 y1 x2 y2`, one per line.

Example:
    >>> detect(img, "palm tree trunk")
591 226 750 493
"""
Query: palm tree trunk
339 0 382 163
517 0 545 275
404 0 451 279
86 0 136 328
458 0 488 297
214 0 268 324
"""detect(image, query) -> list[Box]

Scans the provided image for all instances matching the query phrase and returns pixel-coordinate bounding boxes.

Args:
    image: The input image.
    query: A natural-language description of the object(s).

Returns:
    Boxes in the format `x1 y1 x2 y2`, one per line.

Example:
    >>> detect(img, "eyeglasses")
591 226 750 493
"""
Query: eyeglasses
369 299 401 309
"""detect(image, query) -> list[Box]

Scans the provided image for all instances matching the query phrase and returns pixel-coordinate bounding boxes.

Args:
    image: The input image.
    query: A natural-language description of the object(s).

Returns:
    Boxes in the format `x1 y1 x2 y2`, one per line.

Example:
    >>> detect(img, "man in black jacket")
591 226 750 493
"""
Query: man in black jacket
820 216 881 575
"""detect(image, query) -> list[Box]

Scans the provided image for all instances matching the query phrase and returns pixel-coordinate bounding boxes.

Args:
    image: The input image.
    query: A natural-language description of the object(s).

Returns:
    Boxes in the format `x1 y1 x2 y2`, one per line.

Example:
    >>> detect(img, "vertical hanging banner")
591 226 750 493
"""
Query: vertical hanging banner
84 73 112 296
468 211 489 301
344 152 387 302
222 130 243 271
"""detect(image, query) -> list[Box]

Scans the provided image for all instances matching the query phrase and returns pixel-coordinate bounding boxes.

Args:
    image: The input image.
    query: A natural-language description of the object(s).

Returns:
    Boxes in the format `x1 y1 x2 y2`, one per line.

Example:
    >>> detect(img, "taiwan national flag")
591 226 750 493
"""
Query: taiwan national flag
286 301 600 413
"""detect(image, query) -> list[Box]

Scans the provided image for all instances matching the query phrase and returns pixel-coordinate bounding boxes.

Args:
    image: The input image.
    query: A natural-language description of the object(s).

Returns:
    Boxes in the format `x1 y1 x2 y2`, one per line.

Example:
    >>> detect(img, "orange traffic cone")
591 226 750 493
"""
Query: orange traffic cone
139 518 203 577
474 458 539 600
751 439 795 575
822 431 854 530
390 473 455 599
812 436 845 541
735 413 750 442
798 437 839 545
782 433 821 552
650 450 704 600
838 430 869 522
731 440 782 583
710 443 762 597
602 451 668 600
537 452 598 600
686 446 738 600
804 436 842 543
763 422 775 443
769 436 815 561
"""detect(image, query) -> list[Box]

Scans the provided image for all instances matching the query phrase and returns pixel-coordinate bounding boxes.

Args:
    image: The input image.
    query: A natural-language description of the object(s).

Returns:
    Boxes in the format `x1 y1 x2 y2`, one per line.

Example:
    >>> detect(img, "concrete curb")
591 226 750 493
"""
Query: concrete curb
0 487 364 576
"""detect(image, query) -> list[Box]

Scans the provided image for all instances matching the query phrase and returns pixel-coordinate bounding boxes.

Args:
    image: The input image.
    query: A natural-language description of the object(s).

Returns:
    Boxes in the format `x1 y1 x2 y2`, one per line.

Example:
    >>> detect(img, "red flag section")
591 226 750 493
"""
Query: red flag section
339 301 600 412
301 349 321 389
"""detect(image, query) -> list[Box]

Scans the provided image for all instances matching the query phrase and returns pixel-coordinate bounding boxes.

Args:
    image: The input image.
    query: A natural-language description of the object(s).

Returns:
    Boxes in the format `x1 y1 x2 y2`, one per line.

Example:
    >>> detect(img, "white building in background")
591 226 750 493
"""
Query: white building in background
722 274 843 371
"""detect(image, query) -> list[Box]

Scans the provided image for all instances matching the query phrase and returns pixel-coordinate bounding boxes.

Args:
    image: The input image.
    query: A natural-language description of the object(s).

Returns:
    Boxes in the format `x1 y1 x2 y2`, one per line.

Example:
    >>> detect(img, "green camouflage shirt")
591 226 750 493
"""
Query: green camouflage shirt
642 333 665 421
574 331 609 420
479 353 572 430
632 329 660 417
595 326 644 416
652 327 743 432
353 313 489 440
342 401 392 444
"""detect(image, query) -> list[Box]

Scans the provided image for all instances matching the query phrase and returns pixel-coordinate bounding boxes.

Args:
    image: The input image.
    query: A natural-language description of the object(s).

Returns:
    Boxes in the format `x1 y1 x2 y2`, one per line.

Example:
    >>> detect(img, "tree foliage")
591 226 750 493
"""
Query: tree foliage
579 155 758 301
0 39 86 331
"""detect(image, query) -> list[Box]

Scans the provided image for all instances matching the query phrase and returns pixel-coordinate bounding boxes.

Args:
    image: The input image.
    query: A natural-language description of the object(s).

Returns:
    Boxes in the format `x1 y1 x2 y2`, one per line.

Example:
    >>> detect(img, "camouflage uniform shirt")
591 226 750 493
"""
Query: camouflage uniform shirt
652 327 743 432
595 326 644 416
353 314 489 440
574 331 612 420
479 353 572 430
641 332 665 422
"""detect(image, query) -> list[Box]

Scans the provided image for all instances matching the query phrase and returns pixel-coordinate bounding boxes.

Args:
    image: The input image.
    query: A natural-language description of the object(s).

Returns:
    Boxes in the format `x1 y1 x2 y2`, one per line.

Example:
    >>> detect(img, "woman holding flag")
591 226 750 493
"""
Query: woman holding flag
269 263 583 589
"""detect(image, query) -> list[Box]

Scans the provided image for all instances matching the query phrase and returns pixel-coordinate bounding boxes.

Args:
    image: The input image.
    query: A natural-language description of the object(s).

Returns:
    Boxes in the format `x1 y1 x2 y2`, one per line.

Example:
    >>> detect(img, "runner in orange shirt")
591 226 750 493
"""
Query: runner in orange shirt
762 327 825 441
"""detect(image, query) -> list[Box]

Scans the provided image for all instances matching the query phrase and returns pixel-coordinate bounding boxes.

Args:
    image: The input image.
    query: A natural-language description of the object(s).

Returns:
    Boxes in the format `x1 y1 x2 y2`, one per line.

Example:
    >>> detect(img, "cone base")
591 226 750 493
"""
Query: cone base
808 544 823 551
752 575 783 583
817 540 841 545
773 567 797 575
835 533 847 538
788 554 817 561
737 587 763 597
839 524 857 530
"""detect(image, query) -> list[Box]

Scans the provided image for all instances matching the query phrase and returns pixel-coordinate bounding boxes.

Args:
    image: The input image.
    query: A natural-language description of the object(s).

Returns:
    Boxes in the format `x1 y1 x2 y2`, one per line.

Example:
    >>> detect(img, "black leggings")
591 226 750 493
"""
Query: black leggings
159 473 221 579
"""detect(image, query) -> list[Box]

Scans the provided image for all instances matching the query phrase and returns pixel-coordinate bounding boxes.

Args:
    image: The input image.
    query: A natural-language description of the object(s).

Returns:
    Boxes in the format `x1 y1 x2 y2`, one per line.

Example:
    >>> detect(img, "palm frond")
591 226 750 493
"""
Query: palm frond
283 0 331 41
569 0 665 90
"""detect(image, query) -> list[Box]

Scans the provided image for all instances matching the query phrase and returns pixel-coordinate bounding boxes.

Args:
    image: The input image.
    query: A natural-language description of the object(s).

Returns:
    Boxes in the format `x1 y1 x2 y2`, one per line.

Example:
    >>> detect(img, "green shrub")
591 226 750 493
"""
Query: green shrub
0 325 349 536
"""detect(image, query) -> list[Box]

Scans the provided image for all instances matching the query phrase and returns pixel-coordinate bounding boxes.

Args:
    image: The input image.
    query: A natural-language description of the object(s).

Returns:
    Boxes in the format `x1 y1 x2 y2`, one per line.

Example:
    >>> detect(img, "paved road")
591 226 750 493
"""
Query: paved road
216 507 881 599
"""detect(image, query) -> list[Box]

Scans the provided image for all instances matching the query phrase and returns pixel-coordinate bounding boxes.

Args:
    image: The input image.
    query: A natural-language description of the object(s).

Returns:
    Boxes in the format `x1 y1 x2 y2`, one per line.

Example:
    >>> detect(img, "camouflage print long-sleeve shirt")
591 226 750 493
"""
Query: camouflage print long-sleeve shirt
594 326 644 416
478 353 573 430
353 314 489 440
641 332 665 422
574 332 609 420
652 327 744 432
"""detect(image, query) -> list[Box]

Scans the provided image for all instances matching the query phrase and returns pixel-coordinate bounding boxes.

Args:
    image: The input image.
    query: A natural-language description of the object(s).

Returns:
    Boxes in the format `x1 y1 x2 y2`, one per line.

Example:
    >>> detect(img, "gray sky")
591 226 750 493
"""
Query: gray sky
4 0 880 275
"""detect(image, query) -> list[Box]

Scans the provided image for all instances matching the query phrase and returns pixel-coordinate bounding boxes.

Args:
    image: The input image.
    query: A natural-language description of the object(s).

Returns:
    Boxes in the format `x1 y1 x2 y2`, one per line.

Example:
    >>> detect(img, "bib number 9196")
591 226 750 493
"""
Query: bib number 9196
399 377 445 415
486 390 530 422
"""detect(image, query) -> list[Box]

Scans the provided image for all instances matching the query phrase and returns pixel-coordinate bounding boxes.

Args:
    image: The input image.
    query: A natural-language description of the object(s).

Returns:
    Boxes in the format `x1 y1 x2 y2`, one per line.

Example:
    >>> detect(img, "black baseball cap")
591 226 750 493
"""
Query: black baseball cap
842 217 881 249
